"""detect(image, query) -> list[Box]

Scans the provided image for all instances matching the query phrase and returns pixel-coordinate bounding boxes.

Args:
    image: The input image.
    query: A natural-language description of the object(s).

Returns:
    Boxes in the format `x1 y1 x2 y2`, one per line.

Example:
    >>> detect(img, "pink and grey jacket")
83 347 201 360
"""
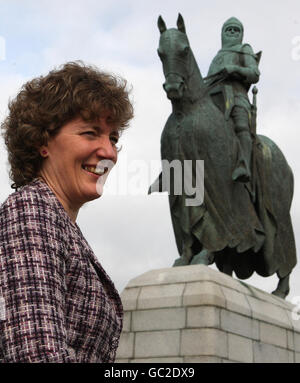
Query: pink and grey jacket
0 178 123 362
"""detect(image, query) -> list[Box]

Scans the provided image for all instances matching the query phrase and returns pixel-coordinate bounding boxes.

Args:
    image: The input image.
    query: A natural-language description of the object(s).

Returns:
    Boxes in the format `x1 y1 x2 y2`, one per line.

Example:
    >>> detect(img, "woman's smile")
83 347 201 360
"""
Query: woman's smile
81 164 109 176
38 115 119 215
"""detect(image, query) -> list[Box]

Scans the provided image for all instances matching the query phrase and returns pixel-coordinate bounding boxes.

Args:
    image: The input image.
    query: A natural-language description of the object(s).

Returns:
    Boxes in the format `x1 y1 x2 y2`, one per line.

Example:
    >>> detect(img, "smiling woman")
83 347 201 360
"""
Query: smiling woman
38 114 120 222
0 61 133 363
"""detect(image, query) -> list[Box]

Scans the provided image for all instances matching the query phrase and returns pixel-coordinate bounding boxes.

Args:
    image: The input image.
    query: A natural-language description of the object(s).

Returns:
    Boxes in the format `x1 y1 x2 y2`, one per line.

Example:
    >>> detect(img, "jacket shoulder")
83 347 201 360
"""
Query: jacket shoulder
0 181 68 241
1 182 51 216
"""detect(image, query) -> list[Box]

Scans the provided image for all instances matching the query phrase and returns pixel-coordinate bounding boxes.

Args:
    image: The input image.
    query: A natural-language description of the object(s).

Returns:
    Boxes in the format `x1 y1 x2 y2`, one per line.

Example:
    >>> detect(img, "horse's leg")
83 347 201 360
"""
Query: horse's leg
190 249 214 265
173 242 193 266
222 262 233 277
219 248 233 277
272 274 290 299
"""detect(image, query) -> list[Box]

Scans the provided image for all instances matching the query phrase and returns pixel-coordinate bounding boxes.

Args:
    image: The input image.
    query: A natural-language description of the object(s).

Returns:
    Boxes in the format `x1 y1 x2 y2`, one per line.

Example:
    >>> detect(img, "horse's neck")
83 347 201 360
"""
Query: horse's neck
172 51 204 114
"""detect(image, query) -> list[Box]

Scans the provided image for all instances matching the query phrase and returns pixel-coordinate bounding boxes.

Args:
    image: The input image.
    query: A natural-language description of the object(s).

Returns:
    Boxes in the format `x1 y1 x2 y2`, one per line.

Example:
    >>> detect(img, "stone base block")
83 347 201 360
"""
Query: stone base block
116 265 300 363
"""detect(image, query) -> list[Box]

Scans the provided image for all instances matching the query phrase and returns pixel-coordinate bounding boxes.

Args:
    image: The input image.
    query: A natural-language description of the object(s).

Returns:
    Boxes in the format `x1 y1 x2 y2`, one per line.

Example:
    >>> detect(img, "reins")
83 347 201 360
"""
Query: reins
202 72 228 97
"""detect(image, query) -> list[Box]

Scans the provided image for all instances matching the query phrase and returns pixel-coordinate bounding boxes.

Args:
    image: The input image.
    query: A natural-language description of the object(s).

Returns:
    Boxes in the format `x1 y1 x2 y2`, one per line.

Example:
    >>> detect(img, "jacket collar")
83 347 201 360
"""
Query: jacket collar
29 177 80 230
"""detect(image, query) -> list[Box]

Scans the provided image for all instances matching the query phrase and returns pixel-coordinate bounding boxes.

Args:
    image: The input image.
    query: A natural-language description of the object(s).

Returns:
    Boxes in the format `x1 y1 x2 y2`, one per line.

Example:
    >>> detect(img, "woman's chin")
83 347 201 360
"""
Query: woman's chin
81 186 102 202
96 183 104 197
81 165 108 198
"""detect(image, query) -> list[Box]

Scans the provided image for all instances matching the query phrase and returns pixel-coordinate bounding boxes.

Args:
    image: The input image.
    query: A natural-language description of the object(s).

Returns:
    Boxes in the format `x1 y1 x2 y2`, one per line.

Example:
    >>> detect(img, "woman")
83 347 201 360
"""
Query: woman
0 62 133 362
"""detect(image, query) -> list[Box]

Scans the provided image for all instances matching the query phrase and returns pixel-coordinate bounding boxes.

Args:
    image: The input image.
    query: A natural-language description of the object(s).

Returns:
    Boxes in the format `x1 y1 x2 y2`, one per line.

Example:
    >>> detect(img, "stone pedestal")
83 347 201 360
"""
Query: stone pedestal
115 265 300 363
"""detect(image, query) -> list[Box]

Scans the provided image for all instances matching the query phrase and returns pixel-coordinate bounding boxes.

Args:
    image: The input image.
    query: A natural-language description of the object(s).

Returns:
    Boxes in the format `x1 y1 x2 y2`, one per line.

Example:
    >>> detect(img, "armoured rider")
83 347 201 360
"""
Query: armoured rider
207 17 261 183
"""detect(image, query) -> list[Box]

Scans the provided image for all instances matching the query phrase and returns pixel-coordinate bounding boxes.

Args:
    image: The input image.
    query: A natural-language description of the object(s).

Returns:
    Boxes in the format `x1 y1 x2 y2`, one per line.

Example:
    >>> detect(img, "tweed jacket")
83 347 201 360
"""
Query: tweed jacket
0 178 123 363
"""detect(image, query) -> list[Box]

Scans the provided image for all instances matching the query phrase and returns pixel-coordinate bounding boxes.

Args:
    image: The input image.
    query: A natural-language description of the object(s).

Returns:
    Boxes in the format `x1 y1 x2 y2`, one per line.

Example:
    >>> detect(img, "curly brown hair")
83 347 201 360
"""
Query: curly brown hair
1 61 134 190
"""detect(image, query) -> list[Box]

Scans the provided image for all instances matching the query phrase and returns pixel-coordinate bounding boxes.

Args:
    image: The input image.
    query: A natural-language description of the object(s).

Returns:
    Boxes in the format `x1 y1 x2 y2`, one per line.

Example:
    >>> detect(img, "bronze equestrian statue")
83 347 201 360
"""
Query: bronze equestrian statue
149 14 296 299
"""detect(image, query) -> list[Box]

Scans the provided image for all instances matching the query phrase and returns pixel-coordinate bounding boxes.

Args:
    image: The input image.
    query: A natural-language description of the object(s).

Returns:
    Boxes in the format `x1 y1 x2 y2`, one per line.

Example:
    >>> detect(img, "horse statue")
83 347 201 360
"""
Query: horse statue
149 14 297 299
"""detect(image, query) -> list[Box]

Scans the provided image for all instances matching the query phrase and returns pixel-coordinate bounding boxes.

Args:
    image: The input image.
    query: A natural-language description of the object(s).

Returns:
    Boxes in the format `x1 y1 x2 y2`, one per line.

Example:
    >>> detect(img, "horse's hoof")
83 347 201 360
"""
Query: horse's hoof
272 289 289 300
173 257 190 267
190 250 211 265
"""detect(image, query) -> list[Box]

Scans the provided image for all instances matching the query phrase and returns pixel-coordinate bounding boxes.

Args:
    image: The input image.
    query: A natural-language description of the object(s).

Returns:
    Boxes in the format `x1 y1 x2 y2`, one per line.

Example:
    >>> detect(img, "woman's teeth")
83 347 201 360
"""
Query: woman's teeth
83 165 106 175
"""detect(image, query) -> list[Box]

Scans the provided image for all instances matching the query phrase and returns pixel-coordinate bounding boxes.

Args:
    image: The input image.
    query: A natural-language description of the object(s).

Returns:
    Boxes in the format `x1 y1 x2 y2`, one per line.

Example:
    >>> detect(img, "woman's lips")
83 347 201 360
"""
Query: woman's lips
82 167 100 177
82 164 108 176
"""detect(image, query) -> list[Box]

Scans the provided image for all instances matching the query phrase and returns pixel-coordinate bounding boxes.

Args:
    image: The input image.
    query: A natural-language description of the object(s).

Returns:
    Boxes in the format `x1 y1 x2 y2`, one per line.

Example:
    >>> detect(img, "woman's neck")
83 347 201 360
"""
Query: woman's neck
37 175 79 223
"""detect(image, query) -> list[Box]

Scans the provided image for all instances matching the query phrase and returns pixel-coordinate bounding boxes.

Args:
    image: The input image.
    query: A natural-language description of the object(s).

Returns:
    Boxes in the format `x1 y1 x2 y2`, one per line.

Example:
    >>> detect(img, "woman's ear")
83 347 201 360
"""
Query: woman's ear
40 146 48 158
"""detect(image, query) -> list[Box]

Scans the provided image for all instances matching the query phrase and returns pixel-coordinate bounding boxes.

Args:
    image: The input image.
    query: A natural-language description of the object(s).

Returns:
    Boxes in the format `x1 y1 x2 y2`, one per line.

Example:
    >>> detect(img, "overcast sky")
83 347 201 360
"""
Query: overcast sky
0 0 299 302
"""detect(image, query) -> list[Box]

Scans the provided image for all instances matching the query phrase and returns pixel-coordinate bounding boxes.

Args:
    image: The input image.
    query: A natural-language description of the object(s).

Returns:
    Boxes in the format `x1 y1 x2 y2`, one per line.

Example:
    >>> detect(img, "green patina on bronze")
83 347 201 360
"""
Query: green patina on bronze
149 14 297 299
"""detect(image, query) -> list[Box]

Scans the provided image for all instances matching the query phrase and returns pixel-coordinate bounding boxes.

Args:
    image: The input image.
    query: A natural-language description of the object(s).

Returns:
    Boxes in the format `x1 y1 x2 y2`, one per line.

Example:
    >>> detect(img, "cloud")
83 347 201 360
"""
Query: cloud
0 0 299 301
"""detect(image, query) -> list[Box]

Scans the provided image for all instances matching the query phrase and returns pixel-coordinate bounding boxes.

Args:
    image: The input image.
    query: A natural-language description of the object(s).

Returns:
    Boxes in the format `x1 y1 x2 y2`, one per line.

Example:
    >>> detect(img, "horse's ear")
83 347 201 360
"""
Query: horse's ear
158 15 167 34
177 13 186 34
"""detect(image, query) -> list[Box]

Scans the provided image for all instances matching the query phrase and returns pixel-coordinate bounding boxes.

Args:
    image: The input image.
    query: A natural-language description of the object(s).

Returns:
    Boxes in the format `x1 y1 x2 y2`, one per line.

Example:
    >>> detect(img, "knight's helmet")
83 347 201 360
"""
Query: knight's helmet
221 17 244 48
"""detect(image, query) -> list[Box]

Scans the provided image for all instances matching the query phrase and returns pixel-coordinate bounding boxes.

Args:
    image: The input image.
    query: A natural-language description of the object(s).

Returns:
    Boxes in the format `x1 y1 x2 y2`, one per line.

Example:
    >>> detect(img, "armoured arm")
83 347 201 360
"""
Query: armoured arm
223 44 260 84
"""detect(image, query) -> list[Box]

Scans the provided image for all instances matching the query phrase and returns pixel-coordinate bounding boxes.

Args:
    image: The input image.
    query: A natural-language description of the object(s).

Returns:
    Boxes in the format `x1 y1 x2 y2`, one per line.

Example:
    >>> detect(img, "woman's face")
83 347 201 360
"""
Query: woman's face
39 115 119 209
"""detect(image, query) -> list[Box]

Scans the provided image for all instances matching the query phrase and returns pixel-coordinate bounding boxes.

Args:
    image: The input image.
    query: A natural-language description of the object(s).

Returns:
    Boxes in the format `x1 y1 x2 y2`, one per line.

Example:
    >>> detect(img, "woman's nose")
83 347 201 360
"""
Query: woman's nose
96 137 117 162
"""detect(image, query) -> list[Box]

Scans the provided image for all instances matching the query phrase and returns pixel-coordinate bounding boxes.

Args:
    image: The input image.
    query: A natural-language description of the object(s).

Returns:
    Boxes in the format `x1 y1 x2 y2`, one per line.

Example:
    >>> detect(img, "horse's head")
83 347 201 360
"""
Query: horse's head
157 14 194 101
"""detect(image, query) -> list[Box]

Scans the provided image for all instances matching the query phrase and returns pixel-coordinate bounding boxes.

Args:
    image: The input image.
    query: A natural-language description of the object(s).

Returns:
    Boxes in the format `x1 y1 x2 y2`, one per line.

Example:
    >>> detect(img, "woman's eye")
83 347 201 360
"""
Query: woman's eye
110 136 119 145
81 131 97 138
110 136 122 152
